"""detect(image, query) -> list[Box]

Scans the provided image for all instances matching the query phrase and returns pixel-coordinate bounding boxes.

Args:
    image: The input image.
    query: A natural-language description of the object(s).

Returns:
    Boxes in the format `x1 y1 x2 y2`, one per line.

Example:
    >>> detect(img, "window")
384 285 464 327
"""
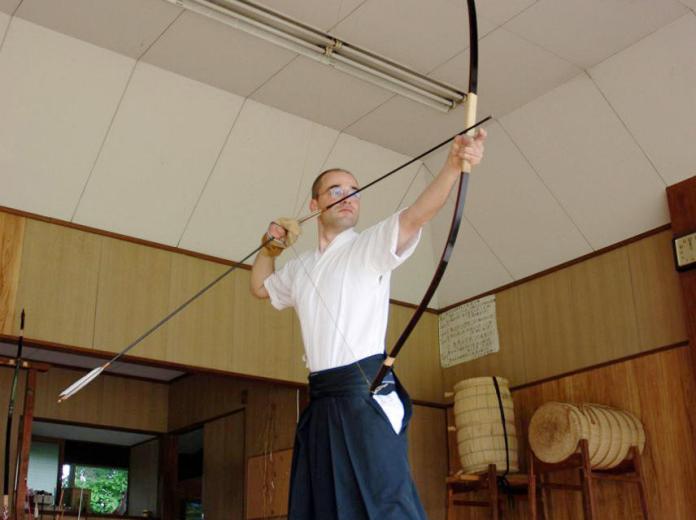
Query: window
61 464 129 514
27 441 60 499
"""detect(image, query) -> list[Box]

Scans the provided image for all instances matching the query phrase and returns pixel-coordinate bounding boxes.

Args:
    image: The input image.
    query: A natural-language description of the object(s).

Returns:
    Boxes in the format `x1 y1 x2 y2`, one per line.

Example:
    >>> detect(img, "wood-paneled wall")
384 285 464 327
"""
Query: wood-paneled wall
203 412 245 520
0 211 442 402
33 366 168 432
448 345 696 519
443 230 687 390
0 212 24 334
128 439 160 517
169 374 449 520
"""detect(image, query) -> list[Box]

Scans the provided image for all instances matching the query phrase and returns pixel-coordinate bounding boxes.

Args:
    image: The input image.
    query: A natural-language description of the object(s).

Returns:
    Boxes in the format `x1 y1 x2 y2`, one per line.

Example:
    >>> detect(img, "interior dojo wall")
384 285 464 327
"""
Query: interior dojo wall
445 229 695 519
169 375 447 520
0 365 167 514
0 209 443 403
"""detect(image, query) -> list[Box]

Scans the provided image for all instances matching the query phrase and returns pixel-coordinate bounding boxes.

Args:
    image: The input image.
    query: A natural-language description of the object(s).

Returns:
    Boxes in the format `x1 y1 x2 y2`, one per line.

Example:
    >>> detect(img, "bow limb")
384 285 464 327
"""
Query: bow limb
370 0 479 392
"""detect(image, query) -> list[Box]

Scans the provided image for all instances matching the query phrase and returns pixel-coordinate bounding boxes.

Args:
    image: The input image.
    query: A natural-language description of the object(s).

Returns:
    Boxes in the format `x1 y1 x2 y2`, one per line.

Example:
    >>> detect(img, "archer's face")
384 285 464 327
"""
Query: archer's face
310 170 361 231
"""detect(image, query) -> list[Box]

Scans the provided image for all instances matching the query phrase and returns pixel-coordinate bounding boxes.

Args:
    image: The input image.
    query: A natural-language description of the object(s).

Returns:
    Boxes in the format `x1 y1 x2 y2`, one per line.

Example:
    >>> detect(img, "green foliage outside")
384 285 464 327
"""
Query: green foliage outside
63 466 128 514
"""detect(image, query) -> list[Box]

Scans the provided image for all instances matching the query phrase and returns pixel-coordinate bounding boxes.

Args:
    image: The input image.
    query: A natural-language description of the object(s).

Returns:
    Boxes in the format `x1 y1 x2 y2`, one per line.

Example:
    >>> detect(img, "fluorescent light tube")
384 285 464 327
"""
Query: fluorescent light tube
167 0 465 112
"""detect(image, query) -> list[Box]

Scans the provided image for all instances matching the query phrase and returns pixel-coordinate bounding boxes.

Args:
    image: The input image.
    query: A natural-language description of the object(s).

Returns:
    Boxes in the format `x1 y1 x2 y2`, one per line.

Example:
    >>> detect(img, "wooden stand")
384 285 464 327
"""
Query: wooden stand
446 465 530 520
1 356 49 520
528 439 649 519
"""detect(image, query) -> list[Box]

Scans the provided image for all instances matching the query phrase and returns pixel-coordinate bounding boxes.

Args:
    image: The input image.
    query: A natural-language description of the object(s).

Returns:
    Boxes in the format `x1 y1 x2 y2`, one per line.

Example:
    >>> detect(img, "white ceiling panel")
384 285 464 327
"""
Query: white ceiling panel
0 9 9 37
332 0 495 74
16 0 182 58
500 74 670 250
345 96 477 157
142 10 297 97
73 63 244 245
344 26 576 158
179 99 339 259
476 0 537 26
503 0 688 69
431 28 581 119
590 14 696 186
251 55 394 130
257 0 365 31
432 197 514 307
0 19 133 220
389 167 441 305
425 121 592 280
0 0 19 15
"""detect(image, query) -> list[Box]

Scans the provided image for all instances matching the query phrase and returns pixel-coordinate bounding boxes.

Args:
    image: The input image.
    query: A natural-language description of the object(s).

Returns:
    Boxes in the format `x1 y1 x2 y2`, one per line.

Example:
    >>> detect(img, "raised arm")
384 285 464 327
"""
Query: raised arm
397 129 486 254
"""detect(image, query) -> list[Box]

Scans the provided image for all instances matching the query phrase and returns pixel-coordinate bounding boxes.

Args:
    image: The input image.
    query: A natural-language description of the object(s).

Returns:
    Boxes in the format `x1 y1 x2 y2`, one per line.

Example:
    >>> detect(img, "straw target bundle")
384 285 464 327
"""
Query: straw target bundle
529 402 646 468
453 377 518 474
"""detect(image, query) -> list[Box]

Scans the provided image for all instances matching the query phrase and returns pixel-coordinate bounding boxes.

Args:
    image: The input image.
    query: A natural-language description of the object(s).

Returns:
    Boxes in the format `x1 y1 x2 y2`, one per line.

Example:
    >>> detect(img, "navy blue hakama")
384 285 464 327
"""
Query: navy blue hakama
288 353 428 520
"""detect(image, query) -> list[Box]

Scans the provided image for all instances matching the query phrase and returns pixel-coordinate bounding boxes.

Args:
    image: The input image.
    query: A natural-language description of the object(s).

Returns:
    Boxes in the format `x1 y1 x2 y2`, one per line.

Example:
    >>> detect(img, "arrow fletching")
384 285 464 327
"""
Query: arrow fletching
58 365 106 402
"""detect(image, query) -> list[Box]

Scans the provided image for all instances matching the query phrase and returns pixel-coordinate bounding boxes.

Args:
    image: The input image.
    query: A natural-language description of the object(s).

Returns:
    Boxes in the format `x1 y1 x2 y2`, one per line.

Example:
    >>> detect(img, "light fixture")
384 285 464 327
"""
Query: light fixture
166 0 466 112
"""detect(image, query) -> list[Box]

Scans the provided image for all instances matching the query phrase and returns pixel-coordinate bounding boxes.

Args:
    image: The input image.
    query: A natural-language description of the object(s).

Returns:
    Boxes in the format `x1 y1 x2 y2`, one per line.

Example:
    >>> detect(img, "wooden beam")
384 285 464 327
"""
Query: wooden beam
666 175 696 371
0 357 50 373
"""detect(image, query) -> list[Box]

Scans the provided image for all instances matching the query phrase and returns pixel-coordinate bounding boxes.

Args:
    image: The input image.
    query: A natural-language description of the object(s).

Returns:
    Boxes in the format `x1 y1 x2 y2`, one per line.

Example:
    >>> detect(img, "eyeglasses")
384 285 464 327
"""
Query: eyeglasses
322 186 361 200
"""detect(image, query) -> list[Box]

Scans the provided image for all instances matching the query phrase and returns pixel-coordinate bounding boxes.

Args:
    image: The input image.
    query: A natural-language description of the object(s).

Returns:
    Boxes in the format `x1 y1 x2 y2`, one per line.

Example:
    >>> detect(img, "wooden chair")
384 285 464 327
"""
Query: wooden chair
528 439 649 519
446 465 531 520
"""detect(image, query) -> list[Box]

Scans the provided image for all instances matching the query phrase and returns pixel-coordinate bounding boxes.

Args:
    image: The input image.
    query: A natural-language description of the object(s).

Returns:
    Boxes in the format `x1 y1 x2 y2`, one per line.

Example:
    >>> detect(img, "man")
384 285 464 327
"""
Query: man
250 130 486 519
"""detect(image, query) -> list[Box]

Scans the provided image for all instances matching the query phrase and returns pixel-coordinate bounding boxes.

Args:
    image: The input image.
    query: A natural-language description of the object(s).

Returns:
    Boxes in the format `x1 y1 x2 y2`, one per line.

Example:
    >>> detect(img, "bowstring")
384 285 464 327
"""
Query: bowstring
287 242 372 388
286 160 422 391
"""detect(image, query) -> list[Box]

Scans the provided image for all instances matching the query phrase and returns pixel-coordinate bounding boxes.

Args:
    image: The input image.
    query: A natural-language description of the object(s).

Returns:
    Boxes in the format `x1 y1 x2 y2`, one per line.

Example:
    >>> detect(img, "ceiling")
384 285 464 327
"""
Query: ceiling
0 342 185 382
32 420 156 446
0 0 694 308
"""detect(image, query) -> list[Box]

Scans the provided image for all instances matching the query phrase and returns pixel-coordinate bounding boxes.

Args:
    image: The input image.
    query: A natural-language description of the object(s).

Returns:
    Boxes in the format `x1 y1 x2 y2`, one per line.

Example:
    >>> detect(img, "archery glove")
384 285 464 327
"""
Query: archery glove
260 217 301 257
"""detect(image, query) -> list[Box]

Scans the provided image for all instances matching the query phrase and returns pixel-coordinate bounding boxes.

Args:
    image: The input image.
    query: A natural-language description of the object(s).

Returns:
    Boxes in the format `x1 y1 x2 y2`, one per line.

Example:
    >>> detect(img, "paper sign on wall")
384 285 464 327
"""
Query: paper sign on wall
439 294 499 367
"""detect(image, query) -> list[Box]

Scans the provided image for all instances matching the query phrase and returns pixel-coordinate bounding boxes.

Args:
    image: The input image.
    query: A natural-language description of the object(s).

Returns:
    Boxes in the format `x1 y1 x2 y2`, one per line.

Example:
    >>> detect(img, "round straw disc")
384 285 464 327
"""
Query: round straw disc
529 402 581 463
622 410 646 454
578 404 600 462
610 409 634 466
584 405 611 468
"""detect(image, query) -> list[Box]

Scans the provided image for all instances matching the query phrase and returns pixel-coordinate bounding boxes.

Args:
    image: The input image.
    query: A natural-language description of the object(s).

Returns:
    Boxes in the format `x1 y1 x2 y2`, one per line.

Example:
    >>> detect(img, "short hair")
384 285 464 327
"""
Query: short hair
311 168 354 199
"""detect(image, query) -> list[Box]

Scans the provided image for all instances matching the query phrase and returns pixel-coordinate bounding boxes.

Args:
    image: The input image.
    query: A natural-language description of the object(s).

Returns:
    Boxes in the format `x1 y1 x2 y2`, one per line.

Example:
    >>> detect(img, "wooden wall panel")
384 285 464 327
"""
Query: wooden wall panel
443 231 687 391
387 308 443 403
443 287 527 391
519 247 640 381
94 237 171 360
246 448 292 519
168 373 298 458
448 346 696 519
165 255 236 368
128 439 159 517
203 412 245 520
627 230 687 350
33 367 168 432
409 405 448 520
168 374 246 432
514 346 696 519
229 270 306 383
0 213 25 334
15 220 101 346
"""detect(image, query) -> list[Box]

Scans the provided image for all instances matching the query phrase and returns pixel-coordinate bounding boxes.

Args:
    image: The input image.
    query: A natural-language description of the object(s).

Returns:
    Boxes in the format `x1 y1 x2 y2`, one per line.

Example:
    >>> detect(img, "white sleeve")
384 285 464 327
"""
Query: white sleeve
355 209 422 273
263 259 298 310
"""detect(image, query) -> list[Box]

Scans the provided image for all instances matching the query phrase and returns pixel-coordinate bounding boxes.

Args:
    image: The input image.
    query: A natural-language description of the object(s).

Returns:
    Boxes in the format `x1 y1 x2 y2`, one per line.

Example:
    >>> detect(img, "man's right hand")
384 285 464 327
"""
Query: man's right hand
260 217 301 257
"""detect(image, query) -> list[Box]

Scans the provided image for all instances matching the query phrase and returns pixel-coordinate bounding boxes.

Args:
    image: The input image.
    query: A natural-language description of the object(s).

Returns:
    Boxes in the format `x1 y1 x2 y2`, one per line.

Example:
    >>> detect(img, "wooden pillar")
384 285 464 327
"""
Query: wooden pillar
666 176 696 369
159 434 177 520
13 369 36 520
